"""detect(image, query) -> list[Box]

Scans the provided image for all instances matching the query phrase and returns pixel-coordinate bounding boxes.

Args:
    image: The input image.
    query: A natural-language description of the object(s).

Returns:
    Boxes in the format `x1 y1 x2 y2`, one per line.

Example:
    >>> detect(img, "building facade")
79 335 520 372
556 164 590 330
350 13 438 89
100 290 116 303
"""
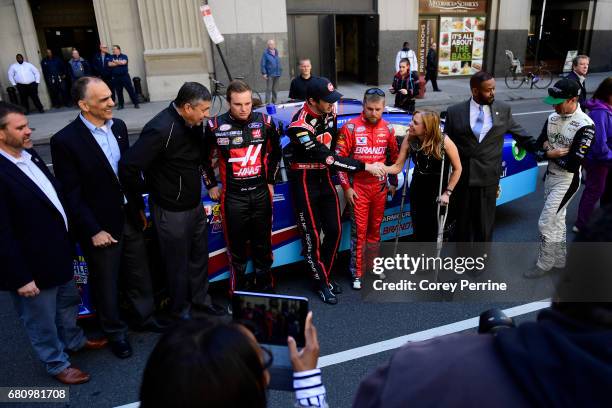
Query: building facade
1 0 610 108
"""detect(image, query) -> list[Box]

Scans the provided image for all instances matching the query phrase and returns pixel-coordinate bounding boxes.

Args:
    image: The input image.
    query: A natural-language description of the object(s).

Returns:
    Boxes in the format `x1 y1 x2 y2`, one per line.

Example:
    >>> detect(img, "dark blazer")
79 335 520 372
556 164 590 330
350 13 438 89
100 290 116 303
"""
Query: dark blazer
0 149 74 291
565 71 587 109
444 99 538 187
50 116 143 243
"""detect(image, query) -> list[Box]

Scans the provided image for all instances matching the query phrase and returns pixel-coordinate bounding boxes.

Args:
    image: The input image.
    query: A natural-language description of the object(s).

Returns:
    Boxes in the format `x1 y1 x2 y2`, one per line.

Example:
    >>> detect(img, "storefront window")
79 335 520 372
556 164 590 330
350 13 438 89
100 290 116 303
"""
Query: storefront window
438 16 485 76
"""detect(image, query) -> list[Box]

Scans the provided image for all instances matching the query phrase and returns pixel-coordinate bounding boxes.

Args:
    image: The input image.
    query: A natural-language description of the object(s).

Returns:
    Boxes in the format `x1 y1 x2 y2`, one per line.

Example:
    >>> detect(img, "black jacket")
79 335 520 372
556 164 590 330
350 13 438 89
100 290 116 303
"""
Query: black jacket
119 103 214 211
565 71 588 110
390 72 419 110
444 99 540 187
426 48 438 71
51 116 142 243
0 149 74 291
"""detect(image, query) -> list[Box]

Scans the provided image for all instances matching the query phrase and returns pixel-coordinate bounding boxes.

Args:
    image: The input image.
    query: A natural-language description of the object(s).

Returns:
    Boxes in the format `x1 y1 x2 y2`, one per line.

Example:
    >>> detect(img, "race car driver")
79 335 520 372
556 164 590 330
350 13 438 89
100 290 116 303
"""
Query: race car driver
205 80 281 293
336 88 399 290
285 76 386 304
526 78 595 278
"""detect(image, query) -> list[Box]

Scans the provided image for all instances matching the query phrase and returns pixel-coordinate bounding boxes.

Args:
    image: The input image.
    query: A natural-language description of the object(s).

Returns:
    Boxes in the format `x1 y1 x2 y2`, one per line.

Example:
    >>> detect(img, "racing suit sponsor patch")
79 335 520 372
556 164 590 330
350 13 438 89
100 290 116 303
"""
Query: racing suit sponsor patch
252 128 262 138
356 136 367 145
219 124 231 131
325 156 335 165
356 126 366 132
232 136 244 145
248 122 263 129
217 137 229 145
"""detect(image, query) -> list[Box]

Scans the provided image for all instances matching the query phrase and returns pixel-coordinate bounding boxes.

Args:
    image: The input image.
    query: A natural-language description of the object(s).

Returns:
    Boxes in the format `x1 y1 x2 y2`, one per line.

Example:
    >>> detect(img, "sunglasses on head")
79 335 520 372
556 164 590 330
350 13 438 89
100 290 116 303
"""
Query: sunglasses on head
365 88 385 96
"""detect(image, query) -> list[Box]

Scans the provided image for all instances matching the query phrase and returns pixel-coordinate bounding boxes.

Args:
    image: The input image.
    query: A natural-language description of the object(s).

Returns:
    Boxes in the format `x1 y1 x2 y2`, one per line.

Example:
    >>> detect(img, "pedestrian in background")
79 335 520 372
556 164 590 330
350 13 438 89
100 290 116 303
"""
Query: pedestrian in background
566 54 589 110
8 54 44 114
260 39 282 104
108 45 140 109
394 41 418 73
41 49 68 108
574 77 612 232
425 42 441 92
92 43 115 102
68 49 91 82
389 58 419 113
289 58 313 101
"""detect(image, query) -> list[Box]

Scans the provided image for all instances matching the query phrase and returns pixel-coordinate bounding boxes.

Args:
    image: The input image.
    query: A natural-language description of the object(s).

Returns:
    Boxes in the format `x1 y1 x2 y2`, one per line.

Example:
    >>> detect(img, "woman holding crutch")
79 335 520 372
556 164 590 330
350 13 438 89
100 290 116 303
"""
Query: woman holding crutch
386 111 462 241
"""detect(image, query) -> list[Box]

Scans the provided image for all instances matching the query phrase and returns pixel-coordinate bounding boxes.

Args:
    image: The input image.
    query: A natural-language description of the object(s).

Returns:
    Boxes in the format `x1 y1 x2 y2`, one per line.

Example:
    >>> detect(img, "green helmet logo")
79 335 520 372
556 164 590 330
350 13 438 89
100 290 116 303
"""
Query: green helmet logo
512 141 527 161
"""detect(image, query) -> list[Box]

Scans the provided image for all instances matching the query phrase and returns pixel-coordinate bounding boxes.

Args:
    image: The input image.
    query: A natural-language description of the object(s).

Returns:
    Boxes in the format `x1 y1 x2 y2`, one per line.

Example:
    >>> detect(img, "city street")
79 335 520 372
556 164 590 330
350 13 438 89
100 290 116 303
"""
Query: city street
0 96 580 408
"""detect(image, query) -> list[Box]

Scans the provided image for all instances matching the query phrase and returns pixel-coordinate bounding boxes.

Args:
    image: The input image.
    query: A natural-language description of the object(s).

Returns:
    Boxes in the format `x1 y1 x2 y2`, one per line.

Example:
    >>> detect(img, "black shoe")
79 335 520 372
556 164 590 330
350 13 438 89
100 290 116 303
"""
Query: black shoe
523 265 551 279
317 284 338 305
434 89 442 92
110 339 132 359
328 280 342 295
193 303 226 316
134 104 140 109
135 316 171 333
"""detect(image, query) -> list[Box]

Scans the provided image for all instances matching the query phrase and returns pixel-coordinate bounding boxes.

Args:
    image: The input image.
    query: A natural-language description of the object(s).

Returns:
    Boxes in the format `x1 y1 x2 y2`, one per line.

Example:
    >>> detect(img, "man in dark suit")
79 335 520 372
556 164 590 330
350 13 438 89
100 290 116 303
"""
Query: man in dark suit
50 77 163 360
0 102 107 384
565 54 589 110
444 71 544 242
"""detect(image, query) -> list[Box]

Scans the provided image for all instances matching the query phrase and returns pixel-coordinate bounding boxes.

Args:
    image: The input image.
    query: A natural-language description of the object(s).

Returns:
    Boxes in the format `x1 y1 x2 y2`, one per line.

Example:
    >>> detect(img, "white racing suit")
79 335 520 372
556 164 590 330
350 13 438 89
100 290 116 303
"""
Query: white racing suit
536 106 595 271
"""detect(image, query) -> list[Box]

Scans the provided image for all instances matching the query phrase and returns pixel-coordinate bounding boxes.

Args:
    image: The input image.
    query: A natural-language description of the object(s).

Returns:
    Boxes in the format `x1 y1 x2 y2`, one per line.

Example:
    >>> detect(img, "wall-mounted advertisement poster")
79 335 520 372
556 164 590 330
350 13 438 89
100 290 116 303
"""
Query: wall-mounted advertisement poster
438 16 485 76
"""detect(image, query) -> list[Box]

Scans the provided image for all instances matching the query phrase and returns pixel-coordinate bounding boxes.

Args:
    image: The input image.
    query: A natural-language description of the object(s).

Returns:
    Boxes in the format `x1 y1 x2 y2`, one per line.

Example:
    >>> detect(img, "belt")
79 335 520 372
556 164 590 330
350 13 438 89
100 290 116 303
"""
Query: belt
290 162 327 170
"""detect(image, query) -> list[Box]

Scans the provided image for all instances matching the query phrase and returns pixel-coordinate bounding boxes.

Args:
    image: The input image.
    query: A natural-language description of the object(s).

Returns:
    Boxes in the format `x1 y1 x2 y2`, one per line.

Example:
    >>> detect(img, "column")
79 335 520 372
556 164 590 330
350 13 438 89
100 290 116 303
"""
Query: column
13 0 51 108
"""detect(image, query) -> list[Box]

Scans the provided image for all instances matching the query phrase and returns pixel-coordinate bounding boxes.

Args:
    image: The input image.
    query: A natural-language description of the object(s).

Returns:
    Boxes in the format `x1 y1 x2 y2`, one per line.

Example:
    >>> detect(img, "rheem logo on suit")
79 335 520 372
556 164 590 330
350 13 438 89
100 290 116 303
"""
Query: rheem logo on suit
228 144 262 177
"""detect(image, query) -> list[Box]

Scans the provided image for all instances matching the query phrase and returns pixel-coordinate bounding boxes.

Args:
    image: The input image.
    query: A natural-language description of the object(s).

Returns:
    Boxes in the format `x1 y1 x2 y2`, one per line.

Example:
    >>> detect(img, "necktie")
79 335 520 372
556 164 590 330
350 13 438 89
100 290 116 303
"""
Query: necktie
472 104 484 142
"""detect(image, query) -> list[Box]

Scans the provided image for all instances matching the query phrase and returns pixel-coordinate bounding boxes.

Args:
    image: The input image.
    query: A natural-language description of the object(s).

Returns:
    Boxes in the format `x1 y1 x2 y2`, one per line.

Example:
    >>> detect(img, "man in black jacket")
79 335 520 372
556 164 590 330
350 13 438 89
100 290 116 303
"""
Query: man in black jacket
120 82 224 319
1 102 106 384
425 42 441 92
565 54 589 110
444 71 545 242
51 77 162 360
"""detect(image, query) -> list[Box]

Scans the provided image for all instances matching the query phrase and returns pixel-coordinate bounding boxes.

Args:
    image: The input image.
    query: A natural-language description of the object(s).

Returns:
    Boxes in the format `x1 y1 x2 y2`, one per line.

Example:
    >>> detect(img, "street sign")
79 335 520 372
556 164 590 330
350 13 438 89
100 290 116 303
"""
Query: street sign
200 4 224 44
563 50 578 73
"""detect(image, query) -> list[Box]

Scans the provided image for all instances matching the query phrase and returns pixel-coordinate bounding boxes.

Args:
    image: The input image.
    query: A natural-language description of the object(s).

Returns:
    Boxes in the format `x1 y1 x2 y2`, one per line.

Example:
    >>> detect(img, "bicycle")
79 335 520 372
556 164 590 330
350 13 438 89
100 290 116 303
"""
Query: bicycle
503 50 553 90
209 75 264 116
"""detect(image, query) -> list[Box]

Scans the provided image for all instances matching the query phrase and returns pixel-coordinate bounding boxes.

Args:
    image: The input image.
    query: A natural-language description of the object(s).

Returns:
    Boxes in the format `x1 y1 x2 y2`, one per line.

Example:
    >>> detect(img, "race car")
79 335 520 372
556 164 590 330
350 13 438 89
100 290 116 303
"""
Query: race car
74 99 537 316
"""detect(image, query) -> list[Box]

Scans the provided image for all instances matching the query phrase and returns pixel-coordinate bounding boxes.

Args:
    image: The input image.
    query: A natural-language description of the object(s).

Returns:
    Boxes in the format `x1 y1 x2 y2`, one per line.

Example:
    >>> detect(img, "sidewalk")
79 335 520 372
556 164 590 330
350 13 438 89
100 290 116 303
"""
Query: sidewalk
29 71 611 144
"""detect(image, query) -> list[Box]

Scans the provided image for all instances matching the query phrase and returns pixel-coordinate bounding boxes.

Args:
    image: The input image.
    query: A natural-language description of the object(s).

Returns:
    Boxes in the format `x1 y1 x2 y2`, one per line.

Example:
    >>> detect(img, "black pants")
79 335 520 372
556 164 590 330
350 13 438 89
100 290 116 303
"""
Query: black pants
411 173 444 242
151 201 210 318
425 69 440 91
82 214 154 341
16 82 43 113
221 184 274 292
451 182 497 242
44 76 69 107
112 74 138 107
290 169 342 286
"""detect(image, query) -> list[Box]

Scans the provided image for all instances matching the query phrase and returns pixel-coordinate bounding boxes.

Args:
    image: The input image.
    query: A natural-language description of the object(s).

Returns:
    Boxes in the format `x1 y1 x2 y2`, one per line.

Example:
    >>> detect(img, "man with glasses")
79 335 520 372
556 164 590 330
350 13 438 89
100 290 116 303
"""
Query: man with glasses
336 88 399 289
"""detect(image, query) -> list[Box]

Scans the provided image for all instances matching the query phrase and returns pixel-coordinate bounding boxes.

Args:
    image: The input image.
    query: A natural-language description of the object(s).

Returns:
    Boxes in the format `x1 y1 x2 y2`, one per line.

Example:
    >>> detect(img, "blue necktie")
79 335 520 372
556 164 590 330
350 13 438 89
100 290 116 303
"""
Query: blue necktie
472 104 484 142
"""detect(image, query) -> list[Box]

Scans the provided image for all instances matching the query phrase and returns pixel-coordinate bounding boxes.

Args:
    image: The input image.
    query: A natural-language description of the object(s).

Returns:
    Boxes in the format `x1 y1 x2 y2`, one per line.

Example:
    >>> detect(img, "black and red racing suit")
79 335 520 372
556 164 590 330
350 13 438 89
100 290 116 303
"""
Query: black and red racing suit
205 111 281 292
284 102 365 287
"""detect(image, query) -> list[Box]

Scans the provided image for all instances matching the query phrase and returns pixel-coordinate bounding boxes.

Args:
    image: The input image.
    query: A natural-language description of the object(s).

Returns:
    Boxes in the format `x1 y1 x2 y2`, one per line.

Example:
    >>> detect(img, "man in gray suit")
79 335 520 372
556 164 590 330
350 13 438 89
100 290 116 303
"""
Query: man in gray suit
443 71 548 242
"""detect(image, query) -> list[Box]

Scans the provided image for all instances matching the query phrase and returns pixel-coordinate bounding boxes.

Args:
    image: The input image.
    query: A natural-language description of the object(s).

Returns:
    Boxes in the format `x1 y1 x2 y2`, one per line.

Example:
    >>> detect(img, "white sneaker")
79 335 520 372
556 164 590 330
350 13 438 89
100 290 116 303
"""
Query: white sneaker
572 225 580 233
352 278 362 290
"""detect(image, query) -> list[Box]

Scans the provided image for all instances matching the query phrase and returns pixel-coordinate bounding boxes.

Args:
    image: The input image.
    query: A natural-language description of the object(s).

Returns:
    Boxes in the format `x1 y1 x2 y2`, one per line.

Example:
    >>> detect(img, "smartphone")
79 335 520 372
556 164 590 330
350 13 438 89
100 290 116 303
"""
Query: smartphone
232 291 309 390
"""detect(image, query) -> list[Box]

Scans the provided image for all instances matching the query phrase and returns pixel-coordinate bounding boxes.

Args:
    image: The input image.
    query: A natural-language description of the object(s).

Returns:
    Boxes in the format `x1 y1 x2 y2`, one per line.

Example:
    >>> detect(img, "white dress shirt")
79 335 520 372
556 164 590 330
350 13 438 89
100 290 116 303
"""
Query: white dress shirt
469 98 493 143
0 148 68 230
8 62 41 86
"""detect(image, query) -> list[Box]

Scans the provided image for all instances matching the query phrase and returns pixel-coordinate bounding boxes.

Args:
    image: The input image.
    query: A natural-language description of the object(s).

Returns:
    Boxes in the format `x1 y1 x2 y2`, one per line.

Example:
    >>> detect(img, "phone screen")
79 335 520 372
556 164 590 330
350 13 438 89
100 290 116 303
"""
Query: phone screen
232 292 309 347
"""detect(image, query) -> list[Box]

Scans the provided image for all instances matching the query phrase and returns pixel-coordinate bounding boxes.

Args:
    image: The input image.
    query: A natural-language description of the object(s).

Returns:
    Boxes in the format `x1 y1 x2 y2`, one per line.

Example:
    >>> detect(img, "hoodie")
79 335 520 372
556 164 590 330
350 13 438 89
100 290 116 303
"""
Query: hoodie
584 98 612 163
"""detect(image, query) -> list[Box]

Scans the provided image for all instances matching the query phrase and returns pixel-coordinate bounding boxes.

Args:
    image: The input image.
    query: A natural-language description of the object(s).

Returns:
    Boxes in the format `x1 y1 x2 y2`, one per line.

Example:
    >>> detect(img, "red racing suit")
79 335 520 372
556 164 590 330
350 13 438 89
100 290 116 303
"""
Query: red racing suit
336 114 399 278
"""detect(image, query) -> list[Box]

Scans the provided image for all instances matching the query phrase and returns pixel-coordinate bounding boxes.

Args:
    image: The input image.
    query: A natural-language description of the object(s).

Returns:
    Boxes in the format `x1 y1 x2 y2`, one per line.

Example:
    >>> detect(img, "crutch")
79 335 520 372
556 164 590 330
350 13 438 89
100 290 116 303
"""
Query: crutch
434 146 452 283
393 153 411 257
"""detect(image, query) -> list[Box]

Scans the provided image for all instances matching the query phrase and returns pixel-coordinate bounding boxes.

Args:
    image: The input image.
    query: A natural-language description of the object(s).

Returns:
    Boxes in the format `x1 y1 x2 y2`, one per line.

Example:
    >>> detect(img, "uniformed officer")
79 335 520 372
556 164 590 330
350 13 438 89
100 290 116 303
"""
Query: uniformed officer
108 45 139 109
41 49 69 108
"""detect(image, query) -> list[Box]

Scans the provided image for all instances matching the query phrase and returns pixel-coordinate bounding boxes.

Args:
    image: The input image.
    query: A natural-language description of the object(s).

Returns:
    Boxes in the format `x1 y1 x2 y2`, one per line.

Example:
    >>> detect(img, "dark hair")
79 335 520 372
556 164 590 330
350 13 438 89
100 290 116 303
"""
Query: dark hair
553 205 612 329
592 77 612 102
0 101 25 129
226 79 252 102
403 42 409 48
399 58 410 67
572 54 589 67
71 76 102 105
174 82 212 107
16 54 23 59
140 319 267 408
470 71 494 90
113 44 121 51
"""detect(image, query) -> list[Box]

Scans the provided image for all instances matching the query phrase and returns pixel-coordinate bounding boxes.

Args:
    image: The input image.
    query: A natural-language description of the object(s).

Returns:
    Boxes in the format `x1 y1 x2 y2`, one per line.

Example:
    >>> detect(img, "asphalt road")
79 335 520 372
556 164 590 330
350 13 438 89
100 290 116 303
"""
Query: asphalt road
0 98 576 408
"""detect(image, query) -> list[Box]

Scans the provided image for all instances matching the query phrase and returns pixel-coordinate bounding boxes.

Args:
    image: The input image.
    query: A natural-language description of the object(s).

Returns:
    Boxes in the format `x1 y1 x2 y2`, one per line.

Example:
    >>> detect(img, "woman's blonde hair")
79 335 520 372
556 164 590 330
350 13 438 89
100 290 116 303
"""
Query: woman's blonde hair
413 110 444 160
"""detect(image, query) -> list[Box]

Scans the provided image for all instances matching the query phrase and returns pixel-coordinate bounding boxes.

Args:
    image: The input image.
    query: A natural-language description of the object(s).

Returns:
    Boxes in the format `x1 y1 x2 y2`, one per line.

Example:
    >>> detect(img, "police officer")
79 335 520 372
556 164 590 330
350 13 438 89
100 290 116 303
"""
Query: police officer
41 49 68 108
108 45 139 109
92 44 115 102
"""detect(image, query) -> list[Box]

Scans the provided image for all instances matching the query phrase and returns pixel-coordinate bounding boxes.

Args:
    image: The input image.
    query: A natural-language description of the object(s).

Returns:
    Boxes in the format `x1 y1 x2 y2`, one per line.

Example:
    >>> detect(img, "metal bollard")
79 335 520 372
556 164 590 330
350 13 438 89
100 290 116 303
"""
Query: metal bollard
7 86 19 105
132 77 147 102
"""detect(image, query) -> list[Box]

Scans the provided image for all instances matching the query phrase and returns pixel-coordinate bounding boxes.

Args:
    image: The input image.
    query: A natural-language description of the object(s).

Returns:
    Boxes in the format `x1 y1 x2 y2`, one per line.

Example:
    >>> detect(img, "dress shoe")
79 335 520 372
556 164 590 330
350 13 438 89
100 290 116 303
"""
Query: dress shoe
55 366 90 385
193 303 226 316
110 339 133 359
136 317 172 333
523 265 551 279
83 337 108 350
134 104 140 109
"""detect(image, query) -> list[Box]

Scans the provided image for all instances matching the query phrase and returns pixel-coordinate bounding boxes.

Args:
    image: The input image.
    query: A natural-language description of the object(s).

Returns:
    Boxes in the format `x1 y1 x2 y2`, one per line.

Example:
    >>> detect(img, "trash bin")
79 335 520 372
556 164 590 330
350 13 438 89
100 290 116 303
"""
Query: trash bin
133 76 147 103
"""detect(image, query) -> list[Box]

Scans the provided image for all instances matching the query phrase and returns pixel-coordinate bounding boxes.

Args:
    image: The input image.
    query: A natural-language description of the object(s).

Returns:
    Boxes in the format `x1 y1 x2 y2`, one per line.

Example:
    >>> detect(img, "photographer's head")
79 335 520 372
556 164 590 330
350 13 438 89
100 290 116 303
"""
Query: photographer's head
140 319 269 408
